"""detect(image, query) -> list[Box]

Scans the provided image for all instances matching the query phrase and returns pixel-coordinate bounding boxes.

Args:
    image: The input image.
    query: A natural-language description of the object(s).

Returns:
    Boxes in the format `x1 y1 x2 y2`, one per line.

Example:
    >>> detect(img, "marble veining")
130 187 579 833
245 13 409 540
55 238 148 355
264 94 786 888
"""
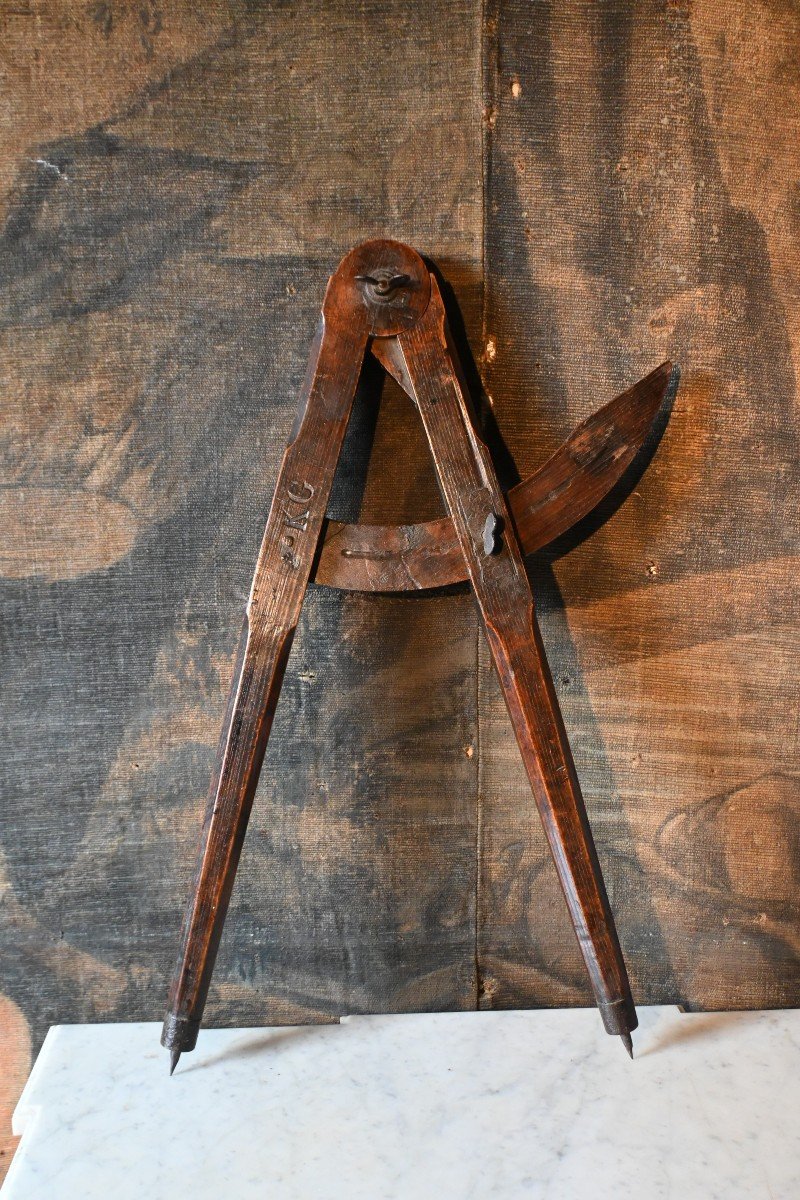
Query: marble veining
3 1007 798 1198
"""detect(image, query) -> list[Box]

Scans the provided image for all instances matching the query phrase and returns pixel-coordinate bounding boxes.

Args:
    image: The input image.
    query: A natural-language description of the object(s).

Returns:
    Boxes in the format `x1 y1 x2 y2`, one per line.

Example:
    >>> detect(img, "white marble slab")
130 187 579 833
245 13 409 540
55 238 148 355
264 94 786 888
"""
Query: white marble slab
3 1007 798 1199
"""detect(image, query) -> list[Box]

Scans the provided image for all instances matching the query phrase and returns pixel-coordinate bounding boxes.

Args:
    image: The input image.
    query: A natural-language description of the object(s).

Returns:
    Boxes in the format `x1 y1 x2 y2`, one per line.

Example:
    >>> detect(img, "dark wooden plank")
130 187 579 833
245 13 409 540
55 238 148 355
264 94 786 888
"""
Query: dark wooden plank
478 0 800 1014
0 0 484 1089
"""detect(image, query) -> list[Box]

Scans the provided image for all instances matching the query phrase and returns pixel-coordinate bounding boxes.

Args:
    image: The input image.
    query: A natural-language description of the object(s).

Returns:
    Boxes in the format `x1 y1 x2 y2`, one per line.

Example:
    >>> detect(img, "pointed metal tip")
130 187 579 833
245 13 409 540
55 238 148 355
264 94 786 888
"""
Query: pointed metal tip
169 1048 181 1076
620 1031 634 1059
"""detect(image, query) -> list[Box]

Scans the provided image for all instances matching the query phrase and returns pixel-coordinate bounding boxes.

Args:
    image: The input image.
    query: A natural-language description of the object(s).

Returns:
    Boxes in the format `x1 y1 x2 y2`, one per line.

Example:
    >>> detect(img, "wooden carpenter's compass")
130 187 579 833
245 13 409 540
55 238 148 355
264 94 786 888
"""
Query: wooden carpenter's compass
161 239 673 1072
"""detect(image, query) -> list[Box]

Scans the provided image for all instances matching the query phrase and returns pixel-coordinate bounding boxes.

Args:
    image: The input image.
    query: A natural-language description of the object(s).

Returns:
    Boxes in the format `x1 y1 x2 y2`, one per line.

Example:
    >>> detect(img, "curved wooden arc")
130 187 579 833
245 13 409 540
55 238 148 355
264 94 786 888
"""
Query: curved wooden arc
313 361 672 592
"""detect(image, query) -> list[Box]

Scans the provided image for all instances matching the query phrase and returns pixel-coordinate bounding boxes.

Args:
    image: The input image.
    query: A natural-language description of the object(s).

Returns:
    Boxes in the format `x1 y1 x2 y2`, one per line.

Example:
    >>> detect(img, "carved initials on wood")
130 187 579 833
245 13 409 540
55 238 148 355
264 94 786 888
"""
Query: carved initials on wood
281 480 315 567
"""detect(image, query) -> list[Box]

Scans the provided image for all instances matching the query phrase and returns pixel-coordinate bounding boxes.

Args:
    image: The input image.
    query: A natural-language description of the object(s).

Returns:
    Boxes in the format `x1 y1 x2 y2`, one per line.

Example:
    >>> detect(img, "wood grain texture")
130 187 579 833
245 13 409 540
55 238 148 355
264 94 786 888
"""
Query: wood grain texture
0 0 797 1130
0 1 483 1080
478 0 799 1013
401 278 636 1039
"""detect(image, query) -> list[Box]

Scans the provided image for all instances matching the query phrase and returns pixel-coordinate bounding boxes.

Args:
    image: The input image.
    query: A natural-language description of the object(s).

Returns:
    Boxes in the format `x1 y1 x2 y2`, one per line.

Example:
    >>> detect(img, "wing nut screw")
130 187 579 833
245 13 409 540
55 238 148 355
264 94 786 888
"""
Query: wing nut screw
355 271 411 302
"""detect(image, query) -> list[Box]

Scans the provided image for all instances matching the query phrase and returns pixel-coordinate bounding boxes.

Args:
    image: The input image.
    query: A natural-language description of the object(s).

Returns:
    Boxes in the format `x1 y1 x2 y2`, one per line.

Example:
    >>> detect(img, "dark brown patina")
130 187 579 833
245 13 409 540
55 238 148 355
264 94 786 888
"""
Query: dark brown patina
162 239 671 1071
